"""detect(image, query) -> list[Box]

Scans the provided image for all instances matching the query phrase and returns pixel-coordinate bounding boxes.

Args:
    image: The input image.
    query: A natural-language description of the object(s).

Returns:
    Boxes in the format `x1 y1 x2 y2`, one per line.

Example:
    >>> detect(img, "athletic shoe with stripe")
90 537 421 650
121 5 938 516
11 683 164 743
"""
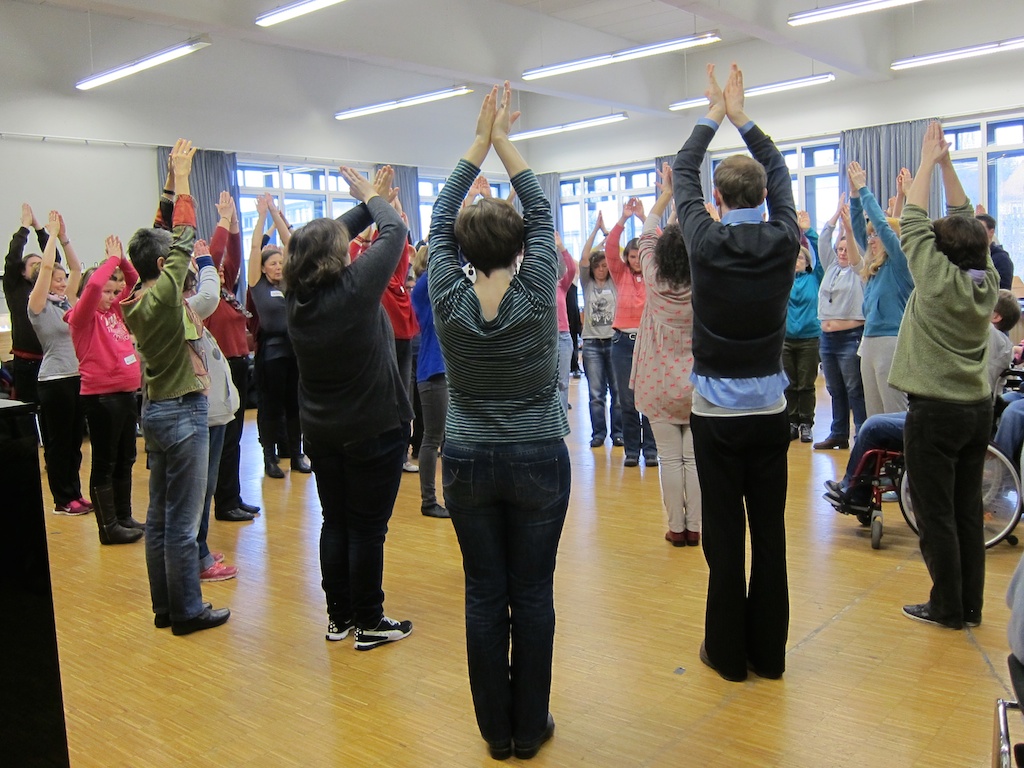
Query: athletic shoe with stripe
354 616 412 650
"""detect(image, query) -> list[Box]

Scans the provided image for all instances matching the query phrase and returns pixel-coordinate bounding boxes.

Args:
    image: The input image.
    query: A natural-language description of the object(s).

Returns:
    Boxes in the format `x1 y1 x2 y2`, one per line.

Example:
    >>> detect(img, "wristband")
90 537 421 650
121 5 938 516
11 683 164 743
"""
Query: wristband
162 188 174 196
60 239 70 246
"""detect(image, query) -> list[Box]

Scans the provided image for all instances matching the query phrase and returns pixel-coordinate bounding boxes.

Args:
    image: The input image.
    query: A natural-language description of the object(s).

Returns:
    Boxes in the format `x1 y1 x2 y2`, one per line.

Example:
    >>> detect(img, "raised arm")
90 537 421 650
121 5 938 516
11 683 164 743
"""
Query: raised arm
150 139 198 306
71 236 122 327
338 165 408 299
28 212 61 315
649 163 674 222
491 81 526 179
892 168 912 218
838 204 862 269
5 204 34 292
267 196 292 249
187 239 220 319
248 194 270 288
578 212 604 285
56 212 82 304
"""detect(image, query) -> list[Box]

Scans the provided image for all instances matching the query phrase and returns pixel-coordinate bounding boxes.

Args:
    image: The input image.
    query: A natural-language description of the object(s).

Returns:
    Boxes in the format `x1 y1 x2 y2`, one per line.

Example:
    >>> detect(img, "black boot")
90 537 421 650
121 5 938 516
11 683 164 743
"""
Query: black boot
113 478 146 530
264 447 285 479
287 416 312 473
92 485 143 545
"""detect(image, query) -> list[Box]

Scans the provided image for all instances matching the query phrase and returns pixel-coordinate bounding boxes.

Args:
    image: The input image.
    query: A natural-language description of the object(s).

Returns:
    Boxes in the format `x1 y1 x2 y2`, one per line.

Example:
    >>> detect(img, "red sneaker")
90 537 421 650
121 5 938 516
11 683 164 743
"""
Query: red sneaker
76 497 94 511
54 499 91 516
211 551 225 563
200 562 238 582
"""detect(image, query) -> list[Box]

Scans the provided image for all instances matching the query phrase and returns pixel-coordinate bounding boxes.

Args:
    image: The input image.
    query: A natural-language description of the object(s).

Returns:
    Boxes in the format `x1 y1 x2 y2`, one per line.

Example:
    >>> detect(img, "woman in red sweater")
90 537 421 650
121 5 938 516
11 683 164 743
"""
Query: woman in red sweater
66 235 144 545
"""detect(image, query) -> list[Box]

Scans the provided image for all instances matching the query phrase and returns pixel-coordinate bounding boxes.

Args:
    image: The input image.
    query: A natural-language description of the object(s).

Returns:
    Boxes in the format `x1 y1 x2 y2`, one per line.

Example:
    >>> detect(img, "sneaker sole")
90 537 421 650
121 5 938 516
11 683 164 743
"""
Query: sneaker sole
326 628 352 641
354 629 412 651
53 507 90 516
200 572 238 583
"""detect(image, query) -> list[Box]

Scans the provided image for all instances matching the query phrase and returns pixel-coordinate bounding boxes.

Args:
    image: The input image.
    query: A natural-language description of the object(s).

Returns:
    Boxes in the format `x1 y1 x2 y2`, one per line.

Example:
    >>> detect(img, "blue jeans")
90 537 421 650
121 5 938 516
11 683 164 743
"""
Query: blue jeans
842 412 906 505
819 327 866 440
312 425 407 628
610 331 655 458
557 331 573 417
142 393 209 622
198 424 227 571
442 439 571 747
581 338 622 442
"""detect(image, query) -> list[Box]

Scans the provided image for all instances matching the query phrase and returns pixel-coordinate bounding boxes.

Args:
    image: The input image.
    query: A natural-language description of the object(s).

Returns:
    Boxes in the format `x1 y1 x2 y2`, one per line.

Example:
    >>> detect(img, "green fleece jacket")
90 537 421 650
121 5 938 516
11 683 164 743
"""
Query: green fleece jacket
122 195 205 401
888 200 998 402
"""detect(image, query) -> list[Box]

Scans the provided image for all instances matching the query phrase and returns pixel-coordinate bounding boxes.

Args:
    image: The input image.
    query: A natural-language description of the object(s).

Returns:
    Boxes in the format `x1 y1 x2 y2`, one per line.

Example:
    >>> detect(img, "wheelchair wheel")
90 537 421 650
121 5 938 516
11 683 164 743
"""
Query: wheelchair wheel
871 517 883 549
898 445 1022 549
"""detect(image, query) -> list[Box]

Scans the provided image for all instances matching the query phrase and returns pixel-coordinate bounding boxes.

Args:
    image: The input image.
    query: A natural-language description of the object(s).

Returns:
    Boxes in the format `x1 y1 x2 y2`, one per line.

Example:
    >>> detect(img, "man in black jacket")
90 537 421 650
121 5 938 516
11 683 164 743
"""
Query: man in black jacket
673 63 800 683
976 210 1013 289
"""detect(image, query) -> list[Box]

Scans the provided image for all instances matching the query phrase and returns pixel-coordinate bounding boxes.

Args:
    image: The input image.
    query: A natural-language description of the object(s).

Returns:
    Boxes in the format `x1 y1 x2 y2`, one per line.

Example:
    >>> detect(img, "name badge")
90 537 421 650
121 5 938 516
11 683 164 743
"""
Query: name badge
270 289 284 298
124 354 137 365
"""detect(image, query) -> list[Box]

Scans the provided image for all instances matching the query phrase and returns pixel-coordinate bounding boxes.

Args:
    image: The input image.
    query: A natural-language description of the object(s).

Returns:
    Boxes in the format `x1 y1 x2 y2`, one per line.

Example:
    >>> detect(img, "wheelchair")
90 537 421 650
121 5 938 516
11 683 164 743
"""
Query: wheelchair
829 444 1022 550
994 654 1024 767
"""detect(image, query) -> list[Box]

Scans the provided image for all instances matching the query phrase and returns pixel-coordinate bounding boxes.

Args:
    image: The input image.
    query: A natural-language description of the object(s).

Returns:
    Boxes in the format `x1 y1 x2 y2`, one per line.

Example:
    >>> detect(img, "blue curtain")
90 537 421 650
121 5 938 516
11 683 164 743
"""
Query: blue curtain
156 147 239 241
379 164 421 243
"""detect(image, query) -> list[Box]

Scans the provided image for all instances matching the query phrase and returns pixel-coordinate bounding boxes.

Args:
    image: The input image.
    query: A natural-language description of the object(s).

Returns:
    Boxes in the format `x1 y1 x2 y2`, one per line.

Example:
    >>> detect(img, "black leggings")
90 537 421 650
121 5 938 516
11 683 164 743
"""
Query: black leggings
37 376 84 505
82 392 137 491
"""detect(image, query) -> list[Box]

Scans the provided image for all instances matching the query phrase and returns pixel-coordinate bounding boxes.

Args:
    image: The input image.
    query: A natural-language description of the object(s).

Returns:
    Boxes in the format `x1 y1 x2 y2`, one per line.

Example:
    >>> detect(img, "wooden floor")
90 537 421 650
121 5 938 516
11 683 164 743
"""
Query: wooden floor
45 377 1022 767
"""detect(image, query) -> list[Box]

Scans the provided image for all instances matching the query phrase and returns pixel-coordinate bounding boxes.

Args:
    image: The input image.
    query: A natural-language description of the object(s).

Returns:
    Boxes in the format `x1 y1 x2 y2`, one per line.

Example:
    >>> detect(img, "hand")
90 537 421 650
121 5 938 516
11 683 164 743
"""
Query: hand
193 239 210 258
895 167 913 196
920 120 950 166
976 203 987 216
797 210 811 231
723 63 746 124
216 191 235 220
372 165 398 202
595 210 606 232
264 192 278 212
475 84 498 145
21 203 33 228
657 162 673 196
45 210 60 237
554 231 564 250
886 196 897 217
340 166 376 203
621 198 634 220
847 161 866 191
632 197 646 221
491 81 521 142
704 63 726 121
169 138 197 180
58 212 67 240
105 235 123 260
704 202 721 221
255 194 269 216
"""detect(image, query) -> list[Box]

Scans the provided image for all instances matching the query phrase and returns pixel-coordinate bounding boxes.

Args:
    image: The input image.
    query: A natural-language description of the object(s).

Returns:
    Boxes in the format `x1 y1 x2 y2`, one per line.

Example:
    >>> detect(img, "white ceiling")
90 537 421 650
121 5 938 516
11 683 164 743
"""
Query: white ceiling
4 0 1024 173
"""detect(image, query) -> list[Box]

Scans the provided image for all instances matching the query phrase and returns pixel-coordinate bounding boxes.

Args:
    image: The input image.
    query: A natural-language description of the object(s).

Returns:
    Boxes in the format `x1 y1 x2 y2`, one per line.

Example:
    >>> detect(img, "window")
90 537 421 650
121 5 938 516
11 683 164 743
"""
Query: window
990 119 1024 147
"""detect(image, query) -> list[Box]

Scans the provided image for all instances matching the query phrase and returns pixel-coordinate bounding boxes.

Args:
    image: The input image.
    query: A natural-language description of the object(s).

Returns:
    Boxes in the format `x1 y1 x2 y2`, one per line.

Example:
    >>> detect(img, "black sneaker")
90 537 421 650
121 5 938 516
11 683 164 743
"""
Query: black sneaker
799 424 813 443
326 618 354 641
965 610 981 628
902 603 963 630
354 616 412 650
790 423 799 441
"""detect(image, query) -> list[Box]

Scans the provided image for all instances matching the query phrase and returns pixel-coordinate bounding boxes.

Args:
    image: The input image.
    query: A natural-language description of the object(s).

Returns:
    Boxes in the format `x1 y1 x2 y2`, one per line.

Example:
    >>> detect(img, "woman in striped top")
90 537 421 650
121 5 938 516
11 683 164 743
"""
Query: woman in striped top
429 82 570 762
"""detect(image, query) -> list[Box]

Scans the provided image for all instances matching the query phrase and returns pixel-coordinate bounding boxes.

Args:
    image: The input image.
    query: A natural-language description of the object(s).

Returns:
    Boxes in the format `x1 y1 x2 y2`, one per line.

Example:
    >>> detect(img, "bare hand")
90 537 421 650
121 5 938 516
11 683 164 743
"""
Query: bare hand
169 138 197 180
847 161 866 191
105 235 123 260
632 197 646 220
255 194 269 216
723 63 746 123
46 210 60 237
797 210 811 231
216 191 235 219
554 231 564 250
595 210 606 232
885 196 897 217
920 120 950 166
193 239 211 258
475 85 498 144
57 213 67 240
21 203 33 229
372 165 396 202
895 167 913 196
340 166 376 202
491 81 521 142
264 193 278 212
976 203 987 216
834 192 847 218
704 201 721 221
658 162 673 196
704 63 726 119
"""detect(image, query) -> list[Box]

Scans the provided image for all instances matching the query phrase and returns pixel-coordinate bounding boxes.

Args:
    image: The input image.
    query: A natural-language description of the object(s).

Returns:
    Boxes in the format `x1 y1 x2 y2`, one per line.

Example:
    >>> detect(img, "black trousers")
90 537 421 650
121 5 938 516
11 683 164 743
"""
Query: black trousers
904 395 991 623
214 356 249 513
82 392 137 490
691 409 790 680
256 354 300 456
37 376 85 506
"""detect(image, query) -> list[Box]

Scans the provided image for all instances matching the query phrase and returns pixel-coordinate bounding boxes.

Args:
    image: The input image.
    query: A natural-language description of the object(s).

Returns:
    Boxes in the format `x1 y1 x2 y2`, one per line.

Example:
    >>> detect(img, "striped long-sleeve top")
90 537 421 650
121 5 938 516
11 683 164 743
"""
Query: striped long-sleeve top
428 159 569 443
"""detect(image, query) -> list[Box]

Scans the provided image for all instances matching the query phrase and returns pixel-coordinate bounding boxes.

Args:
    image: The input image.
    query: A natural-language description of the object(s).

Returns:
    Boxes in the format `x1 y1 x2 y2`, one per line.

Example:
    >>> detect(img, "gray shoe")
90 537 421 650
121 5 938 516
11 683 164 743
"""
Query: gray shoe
421 504 450 519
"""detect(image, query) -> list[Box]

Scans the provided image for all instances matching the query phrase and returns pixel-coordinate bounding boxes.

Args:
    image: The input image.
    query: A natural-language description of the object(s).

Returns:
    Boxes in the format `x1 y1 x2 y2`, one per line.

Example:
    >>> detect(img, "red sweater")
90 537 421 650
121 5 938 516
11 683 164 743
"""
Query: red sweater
206 226 250 358
350 236 418 340
66 255 142 395
606 222 647 330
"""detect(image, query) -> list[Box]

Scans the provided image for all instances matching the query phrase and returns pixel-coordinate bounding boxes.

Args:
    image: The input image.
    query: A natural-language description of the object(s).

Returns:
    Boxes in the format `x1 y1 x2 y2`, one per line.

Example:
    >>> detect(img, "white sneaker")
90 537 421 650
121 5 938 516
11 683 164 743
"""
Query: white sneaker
402 461 419 473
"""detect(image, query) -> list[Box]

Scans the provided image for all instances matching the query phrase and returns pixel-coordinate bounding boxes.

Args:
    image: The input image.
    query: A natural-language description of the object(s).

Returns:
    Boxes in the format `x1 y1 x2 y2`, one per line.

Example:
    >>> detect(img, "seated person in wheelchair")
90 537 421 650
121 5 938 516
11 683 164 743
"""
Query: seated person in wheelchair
825 288 1019 514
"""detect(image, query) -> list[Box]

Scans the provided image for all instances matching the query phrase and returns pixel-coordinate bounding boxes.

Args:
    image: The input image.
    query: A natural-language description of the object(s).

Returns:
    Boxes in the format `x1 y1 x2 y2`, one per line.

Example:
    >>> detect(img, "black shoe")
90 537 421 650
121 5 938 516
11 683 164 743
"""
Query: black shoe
799 424 813 443
790 423 799 441
902 603 963 630
238 500 261 515
291 455 312 473
612 437 624 447
965 610 982 628
824 479 845 496
169 606 229 635
155 602 211 629
117 516 147 530
644 453 658 467
354 616 412 650
421 504 450 519
514 713 555 760
590 437 604 448
215 507 255 522
623 455 639 467
747 658 784 680
699 641 747 682
264 457 285 479
326 617 355 642
487 741 513 761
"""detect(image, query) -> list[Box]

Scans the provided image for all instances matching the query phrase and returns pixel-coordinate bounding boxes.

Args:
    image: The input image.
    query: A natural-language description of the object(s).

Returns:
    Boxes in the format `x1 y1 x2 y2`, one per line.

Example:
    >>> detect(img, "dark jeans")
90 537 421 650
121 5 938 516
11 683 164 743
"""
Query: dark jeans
842 412 906 506
313 424 408 628
37 376 84 505
783 337 820 426
819 327 866 440
214 355 249 514
691 410 790 680
256 353 300 455
198 424 227 571
442 439 571 747
581 338 622 442
904 395 991 624
417 375 448 508
12 355 41 406
609 331 654 458
82 391 137 491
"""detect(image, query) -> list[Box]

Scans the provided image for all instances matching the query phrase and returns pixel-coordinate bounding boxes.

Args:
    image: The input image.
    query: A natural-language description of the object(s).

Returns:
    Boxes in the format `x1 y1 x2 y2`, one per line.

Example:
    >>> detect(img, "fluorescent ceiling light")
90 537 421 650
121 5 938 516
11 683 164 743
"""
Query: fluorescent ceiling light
669 73 835 111
788 0 925 27
509 113 628 142
334 86 473 121
522 32 721 80
75 36 211 91
256 0 349 27
891 36 1024 70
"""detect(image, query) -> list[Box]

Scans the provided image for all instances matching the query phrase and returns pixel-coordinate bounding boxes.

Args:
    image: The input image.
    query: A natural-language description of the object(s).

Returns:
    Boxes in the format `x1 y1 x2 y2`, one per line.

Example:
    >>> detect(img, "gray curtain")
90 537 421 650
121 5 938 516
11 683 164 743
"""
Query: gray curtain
378 164 421 244
537 172 562 235
839 119 942 216
655 154 674 226
156 147 239 241
655 150 713 222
